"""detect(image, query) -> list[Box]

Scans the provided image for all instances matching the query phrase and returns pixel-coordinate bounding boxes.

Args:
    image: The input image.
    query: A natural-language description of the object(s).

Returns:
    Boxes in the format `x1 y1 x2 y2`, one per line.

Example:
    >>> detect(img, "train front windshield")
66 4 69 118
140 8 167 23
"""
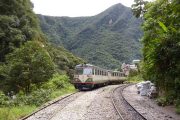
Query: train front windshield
76 67 92 75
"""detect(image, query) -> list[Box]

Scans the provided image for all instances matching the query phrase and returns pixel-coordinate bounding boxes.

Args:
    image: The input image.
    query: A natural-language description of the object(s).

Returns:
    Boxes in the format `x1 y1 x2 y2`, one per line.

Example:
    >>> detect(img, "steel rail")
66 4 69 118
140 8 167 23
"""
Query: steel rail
111 84 147 120
121 84 147 120
111 85 125 120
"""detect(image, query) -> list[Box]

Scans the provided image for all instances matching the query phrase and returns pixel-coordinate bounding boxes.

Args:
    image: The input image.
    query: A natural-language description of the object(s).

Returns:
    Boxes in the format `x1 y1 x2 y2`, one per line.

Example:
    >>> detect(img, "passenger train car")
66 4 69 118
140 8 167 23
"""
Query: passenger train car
72 64 126 90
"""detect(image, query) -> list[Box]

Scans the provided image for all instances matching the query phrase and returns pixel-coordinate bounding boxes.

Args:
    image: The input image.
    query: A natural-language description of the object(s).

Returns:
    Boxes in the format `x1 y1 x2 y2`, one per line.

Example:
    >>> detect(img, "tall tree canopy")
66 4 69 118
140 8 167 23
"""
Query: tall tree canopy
3 41 55 94
132 0 180 99
131 0 148 18
0 0 83 94
0 0 41 62
0 0 56 93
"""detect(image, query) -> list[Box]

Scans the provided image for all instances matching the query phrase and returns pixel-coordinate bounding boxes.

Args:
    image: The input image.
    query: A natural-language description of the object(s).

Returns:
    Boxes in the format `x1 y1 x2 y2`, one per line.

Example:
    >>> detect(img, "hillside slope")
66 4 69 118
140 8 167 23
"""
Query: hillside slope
38 3 142 69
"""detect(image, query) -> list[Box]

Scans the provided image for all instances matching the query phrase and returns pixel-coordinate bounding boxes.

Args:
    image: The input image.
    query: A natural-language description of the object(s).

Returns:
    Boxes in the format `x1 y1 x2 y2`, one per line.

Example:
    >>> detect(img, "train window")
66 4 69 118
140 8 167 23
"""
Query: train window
92 69 95 75
83 68 92 75
75 68 83 75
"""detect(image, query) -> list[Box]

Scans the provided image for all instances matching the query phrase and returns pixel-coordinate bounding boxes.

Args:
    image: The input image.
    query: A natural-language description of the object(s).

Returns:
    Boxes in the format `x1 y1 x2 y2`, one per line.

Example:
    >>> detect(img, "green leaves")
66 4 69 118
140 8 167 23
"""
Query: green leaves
139 0 180 100
158 21 168 32
4 41 55 94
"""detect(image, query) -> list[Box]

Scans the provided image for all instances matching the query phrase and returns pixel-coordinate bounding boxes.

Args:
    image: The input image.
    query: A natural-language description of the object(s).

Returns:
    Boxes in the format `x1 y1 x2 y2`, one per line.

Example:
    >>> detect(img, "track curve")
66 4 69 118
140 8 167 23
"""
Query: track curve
111 84 147 120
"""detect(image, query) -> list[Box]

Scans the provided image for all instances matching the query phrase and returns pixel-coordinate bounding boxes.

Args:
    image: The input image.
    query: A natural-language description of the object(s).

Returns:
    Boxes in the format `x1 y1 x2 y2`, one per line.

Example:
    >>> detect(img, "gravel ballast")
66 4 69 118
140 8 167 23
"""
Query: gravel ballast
123 85 180 120
51 85 120 120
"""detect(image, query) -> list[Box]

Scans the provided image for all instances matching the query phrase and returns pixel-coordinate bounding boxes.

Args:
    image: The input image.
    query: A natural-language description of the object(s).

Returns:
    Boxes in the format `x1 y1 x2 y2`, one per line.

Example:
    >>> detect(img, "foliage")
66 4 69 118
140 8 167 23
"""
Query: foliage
0 0 40 62
131 0 149 18
128 74 144 83
17 89 51 106
0 0 83 95
132 0 180 108
0 85 76 120
47 45 84 79
0 91 9 107
175 99 180 114
42 74 71 90
156 97 168 107
176 105 180 114
38 3 143 69
0 79 76 120
2 41 55 94
128 69 139 77
0 73 74 107
0 105 36 120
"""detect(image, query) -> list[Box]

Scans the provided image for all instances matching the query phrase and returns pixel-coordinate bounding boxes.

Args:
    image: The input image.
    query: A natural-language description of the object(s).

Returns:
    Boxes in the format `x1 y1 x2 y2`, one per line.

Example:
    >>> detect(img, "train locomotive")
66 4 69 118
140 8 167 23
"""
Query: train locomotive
72 64 126 90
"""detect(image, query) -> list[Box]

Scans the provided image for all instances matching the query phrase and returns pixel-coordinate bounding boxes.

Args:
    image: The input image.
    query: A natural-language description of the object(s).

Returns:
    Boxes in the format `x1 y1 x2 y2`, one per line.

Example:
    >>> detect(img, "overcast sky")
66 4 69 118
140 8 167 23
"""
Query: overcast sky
30 0 136 17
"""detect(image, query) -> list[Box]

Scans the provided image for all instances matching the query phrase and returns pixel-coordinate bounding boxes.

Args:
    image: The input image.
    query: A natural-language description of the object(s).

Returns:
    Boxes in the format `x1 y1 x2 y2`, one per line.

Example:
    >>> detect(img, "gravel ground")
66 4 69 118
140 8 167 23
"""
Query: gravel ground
26 92 85 120
123 85 180 120
50 85 120 120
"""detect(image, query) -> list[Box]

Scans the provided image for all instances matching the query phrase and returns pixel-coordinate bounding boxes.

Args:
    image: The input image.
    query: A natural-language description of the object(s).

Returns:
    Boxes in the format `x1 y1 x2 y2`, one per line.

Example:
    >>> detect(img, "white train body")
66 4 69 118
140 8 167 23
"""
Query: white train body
72 64 126 90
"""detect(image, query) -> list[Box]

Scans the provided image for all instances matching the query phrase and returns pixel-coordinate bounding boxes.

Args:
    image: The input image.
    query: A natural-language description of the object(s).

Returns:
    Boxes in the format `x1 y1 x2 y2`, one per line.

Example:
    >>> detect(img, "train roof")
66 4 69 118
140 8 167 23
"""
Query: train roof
75 64 124 73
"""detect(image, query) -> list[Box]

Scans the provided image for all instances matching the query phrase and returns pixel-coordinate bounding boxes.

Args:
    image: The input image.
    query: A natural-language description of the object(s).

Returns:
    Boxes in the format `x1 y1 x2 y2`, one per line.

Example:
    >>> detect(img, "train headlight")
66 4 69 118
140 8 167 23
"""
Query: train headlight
74 78 80 82
86 78 93 82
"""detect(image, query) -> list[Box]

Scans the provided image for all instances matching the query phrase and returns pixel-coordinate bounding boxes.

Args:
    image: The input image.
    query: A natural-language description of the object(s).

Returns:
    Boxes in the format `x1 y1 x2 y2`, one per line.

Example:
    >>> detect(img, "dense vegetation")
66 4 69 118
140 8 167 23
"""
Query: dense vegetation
0 0 83 119
132 0 180 112
38 3 143 69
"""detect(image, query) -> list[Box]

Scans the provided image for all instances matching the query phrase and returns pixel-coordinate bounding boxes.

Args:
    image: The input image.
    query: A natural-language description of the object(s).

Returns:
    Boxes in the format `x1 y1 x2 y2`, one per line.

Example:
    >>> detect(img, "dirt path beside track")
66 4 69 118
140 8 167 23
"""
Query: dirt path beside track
123 85 180 120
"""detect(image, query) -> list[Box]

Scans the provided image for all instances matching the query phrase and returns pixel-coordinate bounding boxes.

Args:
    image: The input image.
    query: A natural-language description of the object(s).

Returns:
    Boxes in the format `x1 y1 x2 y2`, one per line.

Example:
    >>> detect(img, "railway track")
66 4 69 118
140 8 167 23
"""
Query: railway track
21 91 84 120
111 84 147 120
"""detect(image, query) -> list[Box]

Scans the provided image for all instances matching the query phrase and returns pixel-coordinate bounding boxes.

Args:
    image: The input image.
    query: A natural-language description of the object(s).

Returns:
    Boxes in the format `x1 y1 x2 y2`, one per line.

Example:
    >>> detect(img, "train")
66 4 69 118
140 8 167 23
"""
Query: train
72 64 127 90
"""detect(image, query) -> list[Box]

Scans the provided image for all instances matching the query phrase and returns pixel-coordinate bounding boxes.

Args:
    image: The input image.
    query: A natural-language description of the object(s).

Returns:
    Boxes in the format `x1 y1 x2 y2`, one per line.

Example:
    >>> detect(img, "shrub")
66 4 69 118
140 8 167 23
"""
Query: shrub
128 74 144 83
12 89 51 106
176 105 180 114
42 73 70 90
27 89 51 106
156 97 168 106
0 91 9 107
129 69 139 77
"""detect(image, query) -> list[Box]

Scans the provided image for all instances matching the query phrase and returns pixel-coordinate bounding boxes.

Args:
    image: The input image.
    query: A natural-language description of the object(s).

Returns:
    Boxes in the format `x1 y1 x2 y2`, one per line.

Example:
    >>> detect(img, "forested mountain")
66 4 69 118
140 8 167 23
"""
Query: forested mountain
38 3 142 69
0 0 83 94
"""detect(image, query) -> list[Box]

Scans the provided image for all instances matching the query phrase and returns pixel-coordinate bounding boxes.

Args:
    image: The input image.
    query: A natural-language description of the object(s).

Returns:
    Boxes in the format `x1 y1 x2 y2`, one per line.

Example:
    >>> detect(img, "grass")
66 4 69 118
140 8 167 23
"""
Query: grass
0 105 36 120
51 84 77 99
128 74 144 83
0 84 76 120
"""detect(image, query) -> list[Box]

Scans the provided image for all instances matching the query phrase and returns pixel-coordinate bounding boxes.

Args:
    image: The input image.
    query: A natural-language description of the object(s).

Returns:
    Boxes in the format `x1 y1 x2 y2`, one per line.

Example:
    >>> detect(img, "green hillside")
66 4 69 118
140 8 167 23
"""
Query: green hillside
0 0 83 93
38 3 143 69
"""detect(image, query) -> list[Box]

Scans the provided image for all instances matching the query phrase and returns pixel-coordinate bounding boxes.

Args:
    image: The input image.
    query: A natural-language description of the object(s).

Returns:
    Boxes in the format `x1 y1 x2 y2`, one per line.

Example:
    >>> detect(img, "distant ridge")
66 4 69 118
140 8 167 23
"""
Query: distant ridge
38 3 142 69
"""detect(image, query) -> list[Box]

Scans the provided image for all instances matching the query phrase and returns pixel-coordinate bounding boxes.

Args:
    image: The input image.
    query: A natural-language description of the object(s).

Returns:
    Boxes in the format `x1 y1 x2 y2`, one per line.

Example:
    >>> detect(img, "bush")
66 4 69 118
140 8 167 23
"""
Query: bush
176 105 180 114
128 69 139 77
42 74 70 90
11 89 51 106
0 91 9 107
128 74 144 83
156 97 167 106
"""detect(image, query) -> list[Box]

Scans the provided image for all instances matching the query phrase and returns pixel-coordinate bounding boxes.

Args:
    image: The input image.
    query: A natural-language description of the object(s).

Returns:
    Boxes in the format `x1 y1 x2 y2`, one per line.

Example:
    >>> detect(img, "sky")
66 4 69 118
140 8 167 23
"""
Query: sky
30 0 135 17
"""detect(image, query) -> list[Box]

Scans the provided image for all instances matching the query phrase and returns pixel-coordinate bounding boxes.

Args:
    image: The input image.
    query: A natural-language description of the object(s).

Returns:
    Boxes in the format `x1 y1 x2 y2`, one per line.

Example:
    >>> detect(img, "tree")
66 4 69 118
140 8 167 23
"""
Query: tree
132 0 180 100
0 0 40 62
3 41 55 94
131 0 148 18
